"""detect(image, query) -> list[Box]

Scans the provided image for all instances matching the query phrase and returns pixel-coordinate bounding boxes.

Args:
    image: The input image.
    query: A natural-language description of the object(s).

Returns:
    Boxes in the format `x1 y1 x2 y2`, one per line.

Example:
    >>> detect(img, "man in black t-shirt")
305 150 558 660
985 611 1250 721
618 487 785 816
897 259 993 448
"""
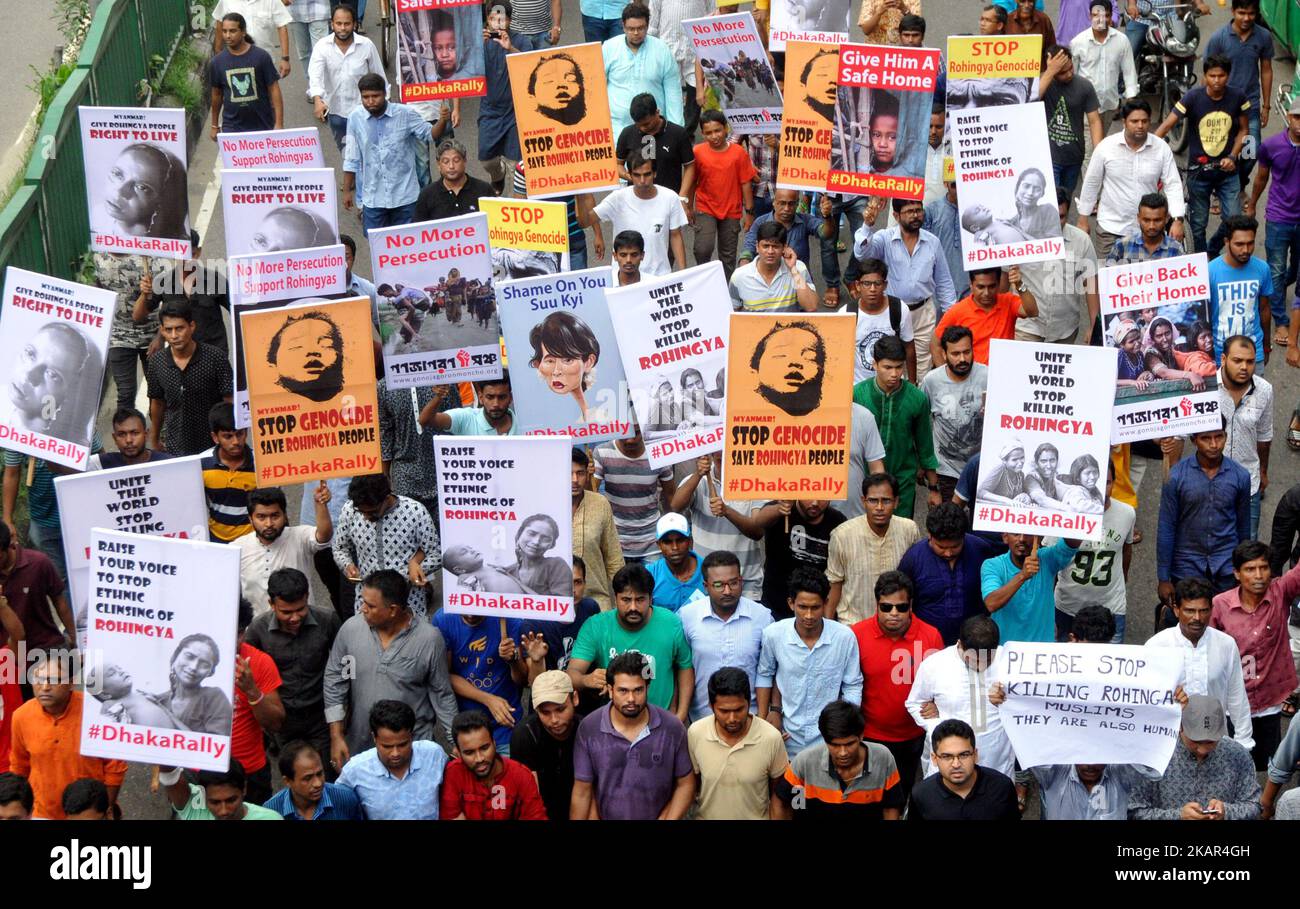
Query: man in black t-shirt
753 499 848 620
509 671 580 821
1154 54 1250 256
141 231 229 352
1038 46 1101 195
209 13 283 136
615 93 696 200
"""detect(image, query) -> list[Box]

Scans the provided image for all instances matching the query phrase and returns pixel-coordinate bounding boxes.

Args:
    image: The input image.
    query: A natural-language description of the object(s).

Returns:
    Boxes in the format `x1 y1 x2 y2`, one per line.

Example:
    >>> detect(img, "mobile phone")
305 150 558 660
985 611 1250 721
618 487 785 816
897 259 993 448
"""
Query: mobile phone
488 30 502 38
1202 805 1221 815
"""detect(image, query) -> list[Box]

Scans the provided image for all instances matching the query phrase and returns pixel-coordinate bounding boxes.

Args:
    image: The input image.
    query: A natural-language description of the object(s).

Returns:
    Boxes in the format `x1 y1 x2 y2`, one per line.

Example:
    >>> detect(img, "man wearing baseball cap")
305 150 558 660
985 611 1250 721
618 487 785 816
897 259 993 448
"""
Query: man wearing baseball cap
1128 695 1260 819
511 671 582 822
646 513 706 611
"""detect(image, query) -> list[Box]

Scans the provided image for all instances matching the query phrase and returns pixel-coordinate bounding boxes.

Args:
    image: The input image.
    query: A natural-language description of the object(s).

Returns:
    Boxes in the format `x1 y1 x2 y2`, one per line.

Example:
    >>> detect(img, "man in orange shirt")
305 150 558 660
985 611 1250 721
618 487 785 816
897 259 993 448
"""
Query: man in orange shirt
9 655 126 819
931 266 1038 366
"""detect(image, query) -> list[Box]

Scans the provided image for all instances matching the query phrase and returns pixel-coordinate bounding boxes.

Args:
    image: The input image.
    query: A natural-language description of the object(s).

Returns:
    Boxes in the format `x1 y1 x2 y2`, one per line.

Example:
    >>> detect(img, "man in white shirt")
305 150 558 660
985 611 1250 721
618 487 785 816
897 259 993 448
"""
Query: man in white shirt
905 614 1015 779
579 148 686 277
309 4 386 150
1219 335 1274 538
1068 0 1136 132
238 484 333 613
1015 187 1099 344
214 0 293 76
1146 577 1254 752
1077 98 1186 257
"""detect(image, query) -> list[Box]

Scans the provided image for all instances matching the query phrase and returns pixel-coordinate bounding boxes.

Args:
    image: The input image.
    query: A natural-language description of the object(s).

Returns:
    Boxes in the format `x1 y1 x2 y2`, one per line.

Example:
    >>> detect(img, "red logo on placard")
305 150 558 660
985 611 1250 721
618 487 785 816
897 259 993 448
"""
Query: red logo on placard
456 349 471 367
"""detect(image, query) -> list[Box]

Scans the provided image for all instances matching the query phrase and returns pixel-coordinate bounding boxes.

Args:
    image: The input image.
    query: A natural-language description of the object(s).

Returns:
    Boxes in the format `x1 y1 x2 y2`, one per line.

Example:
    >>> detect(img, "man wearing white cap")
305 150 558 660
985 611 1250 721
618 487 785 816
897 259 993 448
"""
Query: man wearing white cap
646 513 706 611
510 670 582 822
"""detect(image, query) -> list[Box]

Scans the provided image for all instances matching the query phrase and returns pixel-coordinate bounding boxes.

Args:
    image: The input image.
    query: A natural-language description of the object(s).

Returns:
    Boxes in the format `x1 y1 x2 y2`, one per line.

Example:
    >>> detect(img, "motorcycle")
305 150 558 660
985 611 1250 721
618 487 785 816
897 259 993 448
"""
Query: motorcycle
1131 2 1205 154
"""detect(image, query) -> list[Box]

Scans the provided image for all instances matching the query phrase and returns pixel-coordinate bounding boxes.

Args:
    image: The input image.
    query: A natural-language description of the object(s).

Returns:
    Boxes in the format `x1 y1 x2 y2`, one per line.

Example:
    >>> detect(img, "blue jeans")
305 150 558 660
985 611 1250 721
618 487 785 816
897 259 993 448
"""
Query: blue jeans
1186 167 1240 257
288 18 330 67
753 195 774 220
1110 614 1127 645
1053 161 1082 197
326 113 348 152
819 194 867 291
362 202 418 234
524 30 557 48
27 521 66 582
581 14 623 42
1251 490 1262 539
339 0 368 24
1125 19 1148 60
570 246 588 271
1266 219 1300 327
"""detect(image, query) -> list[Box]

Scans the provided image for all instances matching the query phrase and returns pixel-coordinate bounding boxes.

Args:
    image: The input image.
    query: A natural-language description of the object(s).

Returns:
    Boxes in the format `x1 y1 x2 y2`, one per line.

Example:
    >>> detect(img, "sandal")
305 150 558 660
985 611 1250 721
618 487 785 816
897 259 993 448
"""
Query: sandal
1131 529 1142 544
1275 329 1289 347
1284 692 1300 717
1289 409 1300 452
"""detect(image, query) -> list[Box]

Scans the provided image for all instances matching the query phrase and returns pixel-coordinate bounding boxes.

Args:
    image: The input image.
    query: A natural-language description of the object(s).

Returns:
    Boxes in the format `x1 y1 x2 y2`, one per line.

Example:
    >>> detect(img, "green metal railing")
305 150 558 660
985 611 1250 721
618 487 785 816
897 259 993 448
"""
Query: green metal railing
0 0 191 280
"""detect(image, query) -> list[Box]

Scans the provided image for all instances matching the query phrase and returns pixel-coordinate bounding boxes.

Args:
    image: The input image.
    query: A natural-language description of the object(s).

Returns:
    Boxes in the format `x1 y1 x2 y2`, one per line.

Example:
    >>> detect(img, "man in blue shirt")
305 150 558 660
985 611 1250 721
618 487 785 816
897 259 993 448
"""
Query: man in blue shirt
924 182 969 302
342 73 434 234
981 533 1080 643
339 233 379 329
263 741 365 820
646 512 705 611
337 699 450 820
1208 215 1274 364
1203 0 1274 188
581 0 625 41
426 374 518 435
603 2 683 139
899 503 998 646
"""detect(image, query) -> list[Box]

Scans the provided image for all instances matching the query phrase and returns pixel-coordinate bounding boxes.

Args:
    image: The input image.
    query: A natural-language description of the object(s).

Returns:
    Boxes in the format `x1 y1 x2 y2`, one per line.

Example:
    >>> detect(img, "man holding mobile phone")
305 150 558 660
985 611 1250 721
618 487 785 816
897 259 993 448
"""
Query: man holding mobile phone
1128 695 1261 820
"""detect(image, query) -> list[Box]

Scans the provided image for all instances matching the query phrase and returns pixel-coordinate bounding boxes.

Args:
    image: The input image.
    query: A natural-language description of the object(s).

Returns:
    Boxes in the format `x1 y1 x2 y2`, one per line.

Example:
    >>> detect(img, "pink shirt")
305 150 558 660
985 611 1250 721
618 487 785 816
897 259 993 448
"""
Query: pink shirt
1211 565 1300 714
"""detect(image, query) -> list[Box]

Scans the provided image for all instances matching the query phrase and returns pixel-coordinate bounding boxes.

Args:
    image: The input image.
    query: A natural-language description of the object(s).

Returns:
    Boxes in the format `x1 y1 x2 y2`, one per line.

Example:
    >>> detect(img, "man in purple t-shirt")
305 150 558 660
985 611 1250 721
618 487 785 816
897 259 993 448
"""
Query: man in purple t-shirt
1247 97 1300 349
0 522 73 655
569 650 694 819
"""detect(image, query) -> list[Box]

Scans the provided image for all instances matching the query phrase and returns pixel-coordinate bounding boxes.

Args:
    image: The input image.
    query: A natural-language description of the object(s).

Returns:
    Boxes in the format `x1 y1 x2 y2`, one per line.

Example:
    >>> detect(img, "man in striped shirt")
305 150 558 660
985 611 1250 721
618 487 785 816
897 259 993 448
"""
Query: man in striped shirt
728 222 818 313
202 402 257 543
593 428 674 562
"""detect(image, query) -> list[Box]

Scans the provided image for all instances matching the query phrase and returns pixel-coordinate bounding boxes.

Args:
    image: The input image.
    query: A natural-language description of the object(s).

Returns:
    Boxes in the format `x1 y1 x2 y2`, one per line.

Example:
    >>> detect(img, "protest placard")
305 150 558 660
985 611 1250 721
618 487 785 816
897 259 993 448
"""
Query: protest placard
1100 253 1220 442
55 455 209 642
217 127 325 170
951 102 1062 269
945 35 1039 110
685 13 783 134
369 213 502 388
480 196 570 282
227 244 349 428
220 168 338 258
79 106 191 259
768 0 850 51
0 267 113 470
395 0 486 101
499 267 632 443
776 41 839 192
241 297 381 485
434 436 574 622
606 262 730 469
828 44 941 199
972 339 1115 542
507 43 619 199
80 529 239 771
723 313 853 500
997 641 1184 770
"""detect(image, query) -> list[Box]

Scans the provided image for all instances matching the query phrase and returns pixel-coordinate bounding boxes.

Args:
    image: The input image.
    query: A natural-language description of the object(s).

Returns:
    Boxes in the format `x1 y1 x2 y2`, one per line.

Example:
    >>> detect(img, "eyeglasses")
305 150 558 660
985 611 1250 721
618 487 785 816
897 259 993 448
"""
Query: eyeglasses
935 750 975 764
877 601 911 614
709 579 743 591
864 497 895 507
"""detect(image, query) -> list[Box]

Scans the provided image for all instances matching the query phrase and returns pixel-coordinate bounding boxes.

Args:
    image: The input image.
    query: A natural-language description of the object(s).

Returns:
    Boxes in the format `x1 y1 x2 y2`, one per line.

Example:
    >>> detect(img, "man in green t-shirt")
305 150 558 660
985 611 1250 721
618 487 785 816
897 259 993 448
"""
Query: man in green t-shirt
161 759 281 820
566 563 694 724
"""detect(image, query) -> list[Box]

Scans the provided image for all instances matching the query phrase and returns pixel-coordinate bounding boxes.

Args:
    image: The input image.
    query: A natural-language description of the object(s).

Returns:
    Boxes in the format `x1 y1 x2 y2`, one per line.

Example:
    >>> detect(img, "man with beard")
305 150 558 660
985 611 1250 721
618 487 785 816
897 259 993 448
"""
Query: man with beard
87 407 173 470
749 321 826 417
754 499 848 620
441 711 548 819
415 140 496 223
511 671 583 821
982 532 1080 643
827 473 921 625
426 373 518 435
921 326 986 503
237 486 332 613
266 312 346 403
603 3 683 139
342 74 432 233
336 699 450 819
730 221 818 313
852 336 941 518
646 513 706 611
1015 188 1098 345
571 650 694 819
528 52 588 125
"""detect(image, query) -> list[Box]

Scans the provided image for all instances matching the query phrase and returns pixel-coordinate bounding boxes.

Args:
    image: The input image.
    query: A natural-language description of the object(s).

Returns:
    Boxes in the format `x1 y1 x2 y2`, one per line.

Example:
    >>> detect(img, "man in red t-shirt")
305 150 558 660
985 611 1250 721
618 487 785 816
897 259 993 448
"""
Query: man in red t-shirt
690 110 758 281
440 711 547 820
932 266 1038 366
851 570 943 808
233 599 285 806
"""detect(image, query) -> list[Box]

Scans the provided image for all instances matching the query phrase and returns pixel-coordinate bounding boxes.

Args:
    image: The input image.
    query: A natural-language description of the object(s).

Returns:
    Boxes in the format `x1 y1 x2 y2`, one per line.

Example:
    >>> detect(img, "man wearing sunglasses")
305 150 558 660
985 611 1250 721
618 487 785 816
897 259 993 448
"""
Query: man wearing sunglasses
851 571 943 809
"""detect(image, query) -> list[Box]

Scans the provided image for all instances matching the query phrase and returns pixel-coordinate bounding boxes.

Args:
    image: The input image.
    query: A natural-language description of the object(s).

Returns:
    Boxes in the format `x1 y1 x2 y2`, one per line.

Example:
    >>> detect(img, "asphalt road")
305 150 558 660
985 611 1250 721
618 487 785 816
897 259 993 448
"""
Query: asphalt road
0 0 74 178
108 0 1298 818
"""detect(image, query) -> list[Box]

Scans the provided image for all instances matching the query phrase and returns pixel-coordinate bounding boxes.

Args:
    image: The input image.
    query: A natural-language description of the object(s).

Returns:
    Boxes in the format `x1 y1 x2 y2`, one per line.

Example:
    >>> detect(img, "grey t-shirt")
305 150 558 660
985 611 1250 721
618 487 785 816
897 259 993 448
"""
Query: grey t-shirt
833 403 888 519
921 363 987 479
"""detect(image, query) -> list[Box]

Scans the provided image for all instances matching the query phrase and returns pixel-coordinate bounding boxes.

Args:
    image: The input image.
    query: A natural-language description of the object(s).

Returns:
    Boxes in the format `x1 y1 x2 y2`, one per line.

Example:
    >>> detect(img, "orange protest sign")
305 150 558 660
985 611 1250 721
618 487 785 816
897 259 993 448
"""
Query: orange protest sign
241 297 382 486
776 41 839 192
507 43 619 199
722 313 854 501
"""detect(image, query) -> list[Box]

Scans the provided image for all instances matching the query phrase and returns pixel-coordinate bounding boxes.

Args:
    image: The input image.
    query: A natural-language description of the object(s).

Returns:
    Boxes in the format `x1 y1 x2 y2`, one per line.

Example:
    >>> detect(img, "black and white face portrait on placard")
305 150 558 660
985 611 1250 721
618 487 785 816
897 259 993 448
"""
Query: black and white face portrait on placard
0 321 102 448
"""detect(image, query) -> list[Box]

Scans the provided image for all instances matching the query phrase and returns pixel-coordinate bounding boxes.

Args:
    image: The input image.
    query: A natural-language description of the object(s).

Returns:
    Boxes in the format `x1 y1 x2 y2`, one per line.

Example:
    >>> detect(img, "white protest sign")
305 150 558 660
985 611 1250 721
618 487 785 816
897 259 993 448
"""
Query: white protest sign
227 244 349 427
220 168 338 257
55 454 210 642
768 0 850 51
972 340 1115 541
684 13 783 134
606 261 730 469
0 267 114 470
1098 253 1220 442
434 436 574 622
81 529 239 771
998 641 1184 770
217 127 325 170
